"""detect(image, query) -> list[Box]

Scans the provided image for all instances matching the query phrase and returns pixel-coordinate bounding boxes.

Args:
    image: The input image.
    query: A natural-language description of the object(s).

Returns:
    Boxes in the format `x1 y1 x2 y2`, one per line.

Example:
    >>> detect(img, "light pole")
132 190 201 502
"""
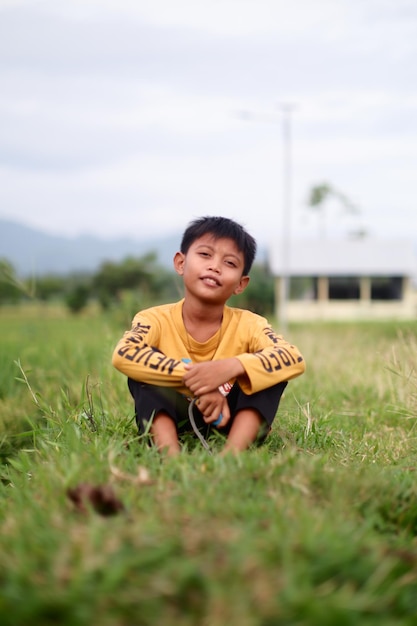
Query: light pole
276 103 296 334
237 104 296 333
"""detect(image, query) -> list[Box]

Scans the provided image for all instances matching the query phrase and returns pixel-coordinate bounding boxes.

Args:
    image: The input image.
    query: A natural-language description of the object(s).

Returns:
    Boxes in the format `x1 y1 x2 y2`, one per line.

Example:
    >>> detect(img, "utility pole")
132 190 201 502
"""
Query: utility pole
276 103 296 334
237 103 296 333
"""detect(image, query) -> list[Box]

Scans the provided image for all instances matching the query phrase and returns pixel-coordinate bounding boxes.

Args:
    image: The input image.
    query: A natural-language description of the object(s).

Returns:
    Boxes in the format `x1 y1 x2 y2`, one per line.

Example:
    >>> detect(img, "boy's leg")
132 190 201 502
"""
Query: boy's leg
127 379 183 456
150 413 181 456
127 379 287 455
222 408 264 453
222 381 287 453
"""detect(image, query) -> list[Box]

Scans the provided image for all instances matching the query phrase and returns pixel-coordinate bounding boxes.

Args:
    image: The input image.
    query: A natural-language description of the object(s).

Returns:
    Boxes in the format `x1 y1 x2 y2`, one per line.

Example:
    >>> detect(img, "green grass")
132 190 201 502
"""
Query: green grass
1 305 417 625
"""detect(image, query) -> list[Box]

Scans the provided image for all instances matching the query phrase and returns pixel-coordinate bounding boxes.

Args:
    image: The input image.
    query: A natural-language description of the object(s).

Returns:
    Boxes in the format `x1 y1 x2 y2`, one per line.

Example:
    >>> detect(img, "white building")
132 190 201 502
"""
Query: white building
269 239 417 321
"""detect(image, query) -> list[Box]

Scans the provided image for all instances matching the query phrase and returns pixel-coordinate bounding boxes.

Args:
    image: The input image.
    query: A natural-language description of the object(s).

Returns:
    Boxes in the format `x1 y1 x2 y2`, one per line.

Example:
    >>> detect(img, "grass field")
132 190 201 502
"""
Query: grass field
1 303 417 625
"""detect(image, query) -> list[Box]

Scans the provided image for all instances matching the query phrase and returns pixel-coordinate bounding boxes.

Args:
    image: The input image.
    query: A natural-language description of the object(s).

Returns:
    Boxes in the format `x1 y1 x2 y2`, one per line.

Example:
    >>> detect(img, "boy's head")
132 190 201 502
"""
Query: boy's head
180 216 257 275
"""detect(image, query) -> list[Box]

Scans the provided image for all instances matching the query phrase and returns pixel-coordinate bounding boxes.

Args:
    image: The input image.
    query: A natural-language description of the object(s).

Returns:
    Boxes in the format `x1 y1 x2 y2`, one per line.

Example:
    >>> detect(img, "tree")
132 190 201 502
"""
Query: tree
229 262 274 316
65 284 90 314
92 253 177 310
34 275 67 302
0 259 33 304
308 182 361 238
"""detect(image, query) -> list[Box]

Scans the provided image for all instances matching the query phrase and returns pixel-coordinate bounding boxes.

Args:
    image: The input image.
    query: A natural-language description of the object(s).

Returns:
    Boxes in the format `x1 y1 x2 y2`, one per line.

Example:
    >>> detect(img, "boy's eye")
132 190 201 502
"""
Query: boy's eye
225 260 237 267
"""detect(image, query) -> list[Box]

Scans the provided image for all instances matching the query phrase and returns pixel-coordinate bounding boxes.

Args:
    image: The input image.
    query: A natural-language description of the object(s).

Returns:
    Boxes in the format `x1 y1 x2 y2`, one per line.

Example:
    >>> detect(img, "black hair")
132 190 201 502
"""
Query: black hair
180 216 257 275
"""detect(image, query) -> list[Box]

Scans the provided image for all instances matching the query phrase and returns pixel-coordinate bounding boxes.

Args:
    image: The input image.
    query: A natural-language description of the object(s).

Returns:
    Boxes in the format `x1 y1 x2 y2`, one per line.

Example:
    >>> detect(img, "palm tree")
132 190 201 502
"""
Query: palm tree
307 183 362 238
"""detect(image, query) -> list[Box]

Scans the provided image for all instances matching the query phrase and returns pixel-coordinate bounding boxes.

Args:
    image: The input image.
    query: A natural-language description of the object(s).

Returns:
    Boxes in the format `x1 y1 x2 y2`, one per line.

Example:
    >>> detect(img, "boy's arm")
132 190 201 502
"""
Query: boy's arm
183 358 244 396
183 325 305 395
194 390 231 427
112 315 186 387
236 327 305 393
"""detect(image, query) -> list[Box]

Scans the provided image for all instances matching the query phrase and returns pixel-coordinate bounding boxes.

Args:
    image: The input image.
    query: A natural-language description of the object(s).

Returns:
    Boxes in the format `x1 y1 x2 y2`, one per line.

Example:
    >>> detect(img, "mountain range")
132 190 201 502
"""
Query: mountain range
0 219 181 276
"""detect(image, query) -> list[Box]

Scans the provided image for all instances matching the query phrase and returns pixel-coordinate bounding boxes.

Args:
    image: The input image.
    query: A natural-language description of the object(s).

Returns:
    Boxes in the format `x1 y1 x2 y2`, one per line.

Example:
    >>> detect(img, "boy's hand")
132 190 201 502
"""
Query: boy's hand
183 358 244 396
195 391 231 428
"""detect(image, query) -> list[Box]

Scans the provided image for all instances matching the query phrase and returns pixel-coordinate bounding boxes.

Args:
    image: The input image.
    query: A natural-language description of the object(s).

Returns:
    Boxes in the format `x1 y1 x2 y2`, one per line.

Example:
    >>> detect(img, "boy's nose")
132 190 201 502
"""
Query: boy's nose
208 259 221 273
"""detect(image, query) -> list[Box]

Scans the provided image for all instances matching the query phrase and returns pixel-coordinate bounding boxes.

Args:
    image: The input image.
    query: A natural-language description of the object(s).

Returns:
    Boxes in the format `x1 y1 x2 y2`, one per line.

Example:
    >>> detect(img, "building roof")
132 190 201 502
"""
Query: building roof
269 238 417 277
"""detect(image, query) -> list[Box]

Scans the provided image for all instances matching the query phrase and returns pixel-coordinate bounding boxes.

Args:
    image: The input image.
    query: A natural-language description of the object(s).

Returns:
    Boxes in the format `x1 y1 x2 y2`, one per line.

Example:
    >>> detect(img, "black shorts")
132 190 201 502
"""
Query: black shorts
127 379 287 439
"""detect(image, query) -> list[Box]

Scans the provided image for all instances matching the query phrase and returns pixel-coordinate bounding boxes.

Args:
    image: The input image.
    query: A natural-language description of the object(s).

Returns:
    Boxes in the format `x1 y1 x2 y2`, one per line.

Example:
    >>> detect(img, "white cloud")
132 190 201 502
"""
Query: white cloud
0 0 417 247
51 0 346 37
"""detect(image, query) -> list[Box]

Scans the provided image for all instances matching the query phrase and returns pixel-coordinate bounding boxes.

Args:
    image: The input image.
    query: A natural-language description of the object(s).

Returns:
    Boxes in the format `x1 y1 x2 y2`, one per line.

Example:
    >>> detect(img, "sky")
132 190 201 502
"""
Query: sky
1 0 417 249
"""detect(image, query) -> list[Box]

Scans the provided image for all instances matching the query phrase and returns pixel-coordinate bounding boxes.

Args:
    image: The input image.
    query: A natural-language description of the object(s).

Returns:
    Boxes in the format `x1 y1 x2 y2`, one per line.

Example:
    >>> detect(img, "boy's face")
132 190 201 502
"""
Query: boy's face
174 234 250 303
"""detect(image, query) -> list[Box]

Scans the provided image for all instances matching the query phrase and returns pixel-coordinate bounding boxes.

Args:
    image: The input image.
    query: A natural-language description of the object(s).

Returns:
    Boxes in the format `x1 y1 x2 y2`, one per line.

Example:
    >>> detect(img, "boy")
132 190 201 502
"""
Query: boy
112 216 305 456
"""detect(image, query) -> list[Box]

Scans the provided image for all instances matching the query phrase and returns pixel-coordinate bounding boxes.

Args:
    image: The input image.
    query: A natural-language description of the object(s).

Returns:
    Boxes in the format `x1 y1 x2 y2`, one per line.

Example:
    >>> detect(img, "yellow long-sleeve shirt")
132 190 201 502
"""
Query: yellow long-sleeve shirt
112 299 305 397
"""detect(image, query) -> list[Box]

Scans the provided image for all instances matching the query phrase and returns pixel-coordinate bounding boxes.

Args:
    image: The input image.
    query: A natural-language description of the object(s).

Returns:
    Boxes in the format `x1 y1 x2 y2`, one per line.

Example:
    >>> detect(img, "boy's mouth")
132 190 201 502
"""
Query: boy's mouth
201 275 221 287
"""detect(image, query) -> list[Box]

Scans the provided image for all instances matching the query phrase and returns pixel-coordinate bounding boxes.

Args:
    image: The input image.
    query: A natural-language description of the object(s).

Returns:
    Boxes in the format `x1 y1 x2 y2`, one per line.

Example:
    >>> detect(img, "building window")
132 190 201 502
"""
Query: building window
328 277 360 300
289 277 315 300
288 275 405 301
371 276 402 301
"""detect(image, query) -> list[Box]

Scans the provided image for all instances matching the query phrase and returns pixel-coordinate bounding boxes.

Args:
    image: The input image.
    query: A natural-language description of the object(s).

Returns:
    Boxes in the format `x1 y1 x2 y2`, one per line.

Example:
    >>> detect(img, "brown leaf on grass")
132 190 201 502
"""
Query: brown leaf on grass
67 483 125 516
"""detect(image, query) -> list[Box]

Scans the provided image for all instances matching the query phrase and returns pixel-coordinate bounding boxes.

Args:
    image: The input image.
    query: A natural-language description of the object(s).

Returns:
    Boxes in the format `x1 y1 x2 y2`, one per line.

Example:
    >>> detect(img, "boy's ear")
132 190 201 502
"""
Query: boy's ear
173 251 185 275
233 275 250 295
